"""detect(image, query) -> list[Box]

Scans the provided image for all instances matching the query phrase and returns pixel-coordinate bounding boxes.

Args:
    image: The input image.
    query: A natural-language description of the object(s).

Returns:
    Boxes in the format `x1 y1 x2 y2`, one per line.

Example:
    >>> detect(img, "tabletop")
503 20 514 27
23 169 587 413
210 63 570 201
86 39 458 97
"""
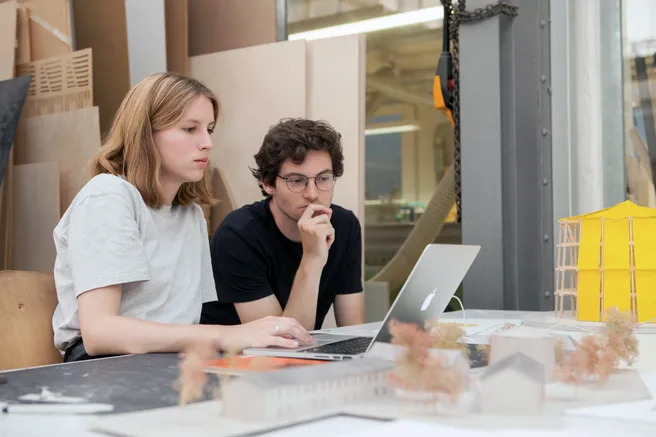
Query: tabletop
1 309 654 437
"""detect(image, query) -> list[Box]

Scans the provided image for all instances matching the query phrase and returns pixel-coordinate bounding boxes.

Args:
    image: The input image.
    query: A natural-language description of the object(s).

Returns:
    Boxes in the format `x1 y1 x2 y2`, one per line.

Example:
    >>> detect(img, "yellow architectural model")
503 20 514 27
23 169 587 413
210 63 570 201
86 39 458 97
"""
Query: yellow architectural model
555 200 656 323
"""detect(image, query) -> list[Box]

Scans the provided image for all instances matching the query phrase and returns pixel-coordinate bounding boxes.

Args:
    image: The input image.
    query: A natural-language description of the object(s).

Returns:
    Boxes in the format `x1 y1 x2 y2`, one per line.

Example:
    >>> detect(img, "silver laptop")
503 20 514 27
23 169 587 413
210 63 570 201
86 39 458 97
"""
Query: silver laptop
242 243 481 361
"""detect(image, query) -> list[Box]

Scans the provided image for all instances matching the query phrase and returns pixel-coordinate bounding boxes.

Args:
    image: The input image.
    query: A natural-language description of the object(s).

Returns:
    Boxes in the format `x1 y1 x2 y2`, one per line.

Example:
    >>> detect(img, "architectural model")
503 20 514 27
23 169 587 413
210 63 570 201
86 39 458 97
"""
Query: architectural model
221 357 393 421
488 326 556 382
555 200 656 323
479 352 545 416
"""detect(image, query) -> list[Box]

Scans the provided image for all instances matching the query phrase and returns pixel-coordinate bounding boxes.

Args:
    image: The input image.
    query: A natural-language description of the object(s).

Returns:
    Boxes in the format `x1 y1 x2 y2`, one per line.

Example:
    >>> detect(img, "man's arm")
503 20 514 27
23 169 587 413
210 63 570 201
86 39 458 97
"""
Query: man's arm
333 211 365 327
235 256 323 330
230 204 334 330
334 292 364 326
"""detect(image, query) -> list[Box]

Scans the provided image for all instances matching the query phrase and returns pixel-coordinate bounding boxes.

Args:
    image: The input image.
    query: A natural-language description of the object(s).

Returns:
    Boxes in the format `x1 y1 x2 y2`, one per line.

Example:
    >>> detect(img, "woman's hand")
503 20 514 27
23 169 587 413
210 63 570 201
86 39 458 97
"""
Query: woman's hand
217 316 313 353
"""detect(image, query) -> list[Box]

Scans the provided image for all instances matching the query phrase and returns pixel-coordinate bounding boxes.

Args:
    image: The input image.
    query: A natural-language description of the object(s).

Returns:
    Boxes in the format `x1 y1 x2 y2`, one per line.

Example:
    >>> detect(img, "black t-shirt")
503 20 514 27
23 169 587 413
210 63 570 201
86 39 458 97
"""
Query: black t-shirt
201 197 363 330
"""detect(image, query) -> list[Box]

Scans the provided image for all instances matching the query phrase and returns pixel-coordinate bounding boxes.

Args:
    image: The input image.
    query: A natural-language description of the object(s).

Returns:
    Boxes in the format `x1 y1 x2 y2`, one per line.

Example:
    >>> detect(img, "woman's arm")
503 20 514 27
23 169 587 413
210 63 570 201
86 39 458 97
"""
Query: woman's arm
78 285 311 356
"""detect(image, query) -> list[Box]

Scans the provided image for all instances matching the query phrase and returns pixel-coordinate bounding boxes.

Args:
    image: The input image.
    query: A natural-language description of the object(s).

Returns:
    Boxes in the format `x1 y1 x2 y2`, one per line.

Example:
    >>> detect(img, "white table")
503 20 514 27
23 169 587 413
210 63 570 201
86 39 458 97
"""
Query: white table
1 310 654 437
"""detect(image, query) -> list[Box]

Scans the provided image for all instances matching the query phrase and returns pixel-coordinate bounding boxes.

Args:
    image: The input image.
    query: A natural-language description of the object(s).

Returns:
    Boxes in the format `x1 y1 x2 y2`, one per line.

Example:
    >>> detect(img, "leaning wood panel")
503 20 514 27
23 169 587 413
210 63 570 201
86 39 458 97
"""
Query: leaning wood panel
0 1 17 80
19 0 73 61
11 162 60 273
17 48 93 117
306 35 366 222
164 0 188 76
0 270 63 370
14 106 101 215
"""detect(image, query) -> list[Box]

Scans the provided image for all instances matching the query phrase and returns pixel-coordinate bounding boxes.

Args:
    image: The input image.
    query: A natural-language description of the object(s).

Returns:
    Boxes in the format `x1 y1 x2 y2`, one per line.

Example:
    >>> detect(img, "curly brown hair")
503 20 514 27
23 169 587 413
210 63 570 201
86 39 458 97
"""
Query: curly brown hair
250 118 344 196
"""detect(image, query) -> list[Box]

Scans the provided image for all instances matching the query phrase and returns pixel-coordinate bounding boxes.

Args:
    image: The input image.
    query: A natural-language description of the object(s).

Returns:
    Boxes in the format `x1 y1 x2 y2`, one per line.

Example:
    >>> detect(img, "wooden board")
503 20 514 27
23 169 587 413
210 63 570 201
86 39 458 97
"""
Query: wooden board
16 6 31 63
11 162 59 272
17 48 93 117
209 166 237 236
13 106 101 215
164 0 188 76
71 0 130 134
19 0 72 61
188 0 277 56
306 35 366 222
0 1 17 80
0 270 62 370
190 40 307 208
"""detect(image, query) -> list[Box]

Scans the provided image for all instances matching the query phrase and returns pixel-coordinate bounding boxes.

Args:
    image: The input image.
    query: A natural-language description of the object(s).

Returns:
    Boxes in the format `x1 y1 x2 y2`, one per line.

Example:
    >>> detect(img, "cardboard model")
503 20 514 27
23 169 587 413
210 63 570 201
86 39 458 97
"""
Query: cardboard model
479 352 545 416
489 326 556 382
222 357 393 421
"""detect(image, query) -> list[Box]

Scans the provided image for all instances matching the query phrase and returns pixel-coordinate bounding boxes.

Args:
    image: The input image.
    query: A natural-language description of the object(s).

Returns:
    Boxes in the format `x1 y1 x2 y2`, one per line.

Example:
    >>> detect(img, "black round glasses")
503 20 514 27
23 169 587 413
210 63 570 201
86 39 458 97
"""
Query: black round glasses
277 173 337 193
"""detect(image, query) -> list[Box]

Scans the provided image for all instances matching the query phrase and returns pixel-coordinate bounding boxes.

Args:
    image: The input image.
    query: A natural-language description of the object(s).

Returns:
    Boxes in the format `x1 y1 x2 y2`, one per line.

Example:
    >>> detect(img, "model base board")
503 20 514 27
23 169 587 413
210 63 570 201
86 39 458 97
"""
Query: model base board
91 369 651 437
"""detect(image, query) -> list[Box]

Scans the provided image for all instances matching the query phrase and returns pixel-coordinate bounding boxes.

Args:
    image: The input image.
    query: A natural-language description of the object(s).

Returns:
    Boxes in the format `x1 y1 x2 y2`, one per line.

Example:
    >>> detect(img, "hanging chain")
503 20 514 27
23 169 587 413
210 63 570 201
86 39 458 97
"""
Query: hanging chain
439 0 519 223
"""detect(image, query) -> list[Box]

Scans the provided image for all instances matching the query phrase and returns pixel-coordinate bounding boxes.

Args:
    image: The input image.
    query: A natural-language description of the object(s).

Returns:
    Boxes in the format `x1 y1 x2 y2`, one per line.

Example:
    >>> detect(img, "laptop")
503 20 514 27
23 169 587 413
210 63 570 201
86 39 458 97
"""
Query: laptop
242 243 481 361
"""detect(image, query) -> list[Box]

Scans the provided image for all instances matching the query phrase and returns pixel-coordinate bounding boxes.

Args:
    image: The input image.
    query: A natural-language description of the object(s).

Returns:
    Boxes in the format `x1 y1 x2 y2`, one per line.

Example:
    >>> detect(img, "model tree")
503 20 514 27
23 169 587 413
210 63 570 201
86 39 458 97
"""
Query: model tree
387 318 465 412
555 308 639 385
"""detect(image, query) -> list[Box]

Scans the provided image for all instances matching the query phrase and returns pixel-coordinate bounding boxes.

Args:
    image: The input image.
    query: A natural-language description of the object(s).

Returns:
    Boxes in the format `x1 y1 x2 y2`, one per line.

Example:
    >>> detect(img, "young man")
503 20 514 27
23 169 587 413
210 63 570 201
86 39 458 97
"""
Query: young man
201 118 364 331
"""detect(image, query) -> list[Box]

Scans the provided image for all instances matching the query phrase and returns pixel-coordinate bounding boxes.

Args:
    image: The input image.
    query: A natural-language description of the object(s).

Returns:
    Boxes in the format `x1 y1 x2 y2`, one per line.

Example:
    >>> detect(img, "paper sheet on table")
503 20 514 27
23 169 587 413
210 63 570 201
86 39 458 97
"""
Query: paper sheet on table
343 419 618 436
565 399 655 424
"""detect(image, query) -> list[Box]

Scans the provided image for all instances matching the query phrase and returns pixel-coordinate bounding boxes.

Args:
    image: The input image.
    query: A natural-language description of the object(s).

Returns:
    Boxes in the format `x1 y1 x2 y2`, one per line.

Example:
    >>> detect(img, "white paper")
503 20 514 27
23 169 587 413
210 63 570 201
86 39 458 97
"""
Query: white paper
565 399 656 424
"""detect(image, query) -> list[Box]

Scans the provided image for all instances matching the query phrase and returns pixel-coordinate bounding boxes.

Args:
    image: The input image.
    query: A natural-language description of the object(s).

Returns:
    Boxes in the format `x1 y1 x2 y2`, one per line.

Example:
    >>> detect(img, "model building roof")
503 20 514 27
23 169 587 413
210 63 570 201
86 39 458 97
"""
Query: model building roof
239 357 394 388
482 352 545 383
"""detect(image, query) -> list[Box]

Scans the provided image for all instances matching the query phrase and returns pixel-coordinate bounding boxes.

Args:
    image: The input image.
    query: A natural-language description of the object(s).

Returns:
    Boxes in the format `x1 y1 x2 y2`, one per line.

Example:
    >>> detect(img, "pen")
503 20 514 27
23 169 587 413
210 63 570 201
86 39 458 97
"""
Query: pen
2 403 114 414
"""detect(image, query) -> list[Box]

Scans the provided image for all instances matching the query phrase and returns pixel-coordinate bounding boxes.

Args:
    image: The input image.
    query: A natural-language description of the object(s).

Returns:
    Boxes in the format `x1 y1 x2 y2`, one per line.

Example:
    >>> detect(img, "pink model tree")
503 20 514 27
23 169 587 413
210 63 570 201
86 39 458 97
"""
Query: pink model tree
387 318 465 412
555 308 638 386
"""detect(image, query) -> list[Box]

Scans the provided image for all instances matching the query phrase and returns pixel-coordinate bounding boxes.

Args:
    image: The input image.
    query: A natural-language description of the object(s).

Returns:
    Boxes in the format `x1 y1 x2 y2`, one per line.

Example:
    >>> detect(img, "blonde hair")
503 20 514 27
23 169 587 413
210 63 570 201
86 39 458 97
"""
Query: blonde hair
89 72 219 209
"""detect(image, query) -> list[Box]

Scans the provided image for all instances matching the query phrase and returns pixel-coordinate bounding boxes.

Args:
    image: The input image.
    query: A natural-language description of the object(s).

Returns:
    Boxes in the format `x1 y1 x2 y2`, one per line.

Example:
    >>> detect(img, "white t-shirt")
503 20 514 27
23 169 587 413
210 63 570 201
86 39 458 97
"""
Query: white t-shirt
51 174 217 352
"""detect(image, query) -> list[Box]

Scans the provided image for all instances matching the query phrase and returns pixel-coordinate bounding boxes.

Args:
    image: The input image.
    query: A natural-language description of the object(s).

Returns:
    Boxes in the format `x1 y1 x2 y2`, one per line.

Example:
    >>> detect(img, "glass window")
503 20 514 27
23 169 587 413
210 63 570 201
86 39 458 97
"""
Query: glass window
286 0 459 306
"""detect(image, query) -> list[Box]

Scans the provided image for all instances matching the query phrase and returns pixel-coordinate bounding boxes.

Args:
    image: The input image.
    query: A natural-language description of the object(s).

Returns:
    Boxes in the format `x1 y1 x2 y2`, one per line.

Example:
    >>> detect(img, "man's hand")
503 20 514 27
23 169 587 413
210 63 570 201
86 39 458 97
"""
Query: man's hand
297 204 335 265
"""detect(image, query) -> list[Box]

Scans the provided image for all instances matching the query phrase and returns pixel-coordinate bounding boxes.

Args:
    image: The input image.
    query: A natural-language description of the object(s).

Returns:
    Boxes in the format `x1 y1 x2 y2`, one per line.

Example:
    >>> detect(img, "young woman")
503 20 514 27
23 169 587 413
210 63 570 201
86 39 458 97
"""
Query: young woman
51 72 311 362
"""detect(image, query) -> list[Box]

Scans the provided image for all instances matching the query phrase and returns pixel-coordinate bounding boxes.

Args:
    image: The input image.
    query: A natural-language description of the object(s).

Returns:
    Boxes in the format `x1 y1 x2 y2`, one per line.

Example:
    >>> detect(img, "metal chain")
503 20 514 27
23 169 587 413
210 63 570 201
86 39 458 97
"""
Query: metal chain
439 0 519 223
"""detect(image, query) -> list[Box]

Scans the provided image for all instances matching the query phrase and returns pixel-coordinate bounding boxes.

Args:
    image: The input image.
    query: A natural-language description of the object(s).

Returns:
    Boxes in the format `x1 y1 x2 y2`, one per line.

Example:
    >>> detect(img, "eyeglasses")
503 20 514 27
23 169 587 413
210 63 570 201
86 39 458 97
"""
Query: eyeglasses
277 173 337 193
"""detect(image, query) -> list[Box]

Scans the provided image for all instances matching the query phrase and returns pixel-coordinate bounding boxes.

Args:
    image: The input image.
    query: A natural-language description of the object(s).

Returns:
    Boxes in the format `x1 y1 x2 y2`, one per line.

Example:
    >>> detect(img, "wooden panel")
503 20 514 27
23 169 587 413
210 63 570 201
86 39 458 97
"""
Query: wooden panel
72 0 130 134
14 106 101 214
11 162 60 272
306 35 366 222
16 6 31 63
190 41 307 207
209 166 237 236
0 270 63 370
0 1 17 80
19 0 72 61
164 0 188 76
188 0 277 56
17 48 93 117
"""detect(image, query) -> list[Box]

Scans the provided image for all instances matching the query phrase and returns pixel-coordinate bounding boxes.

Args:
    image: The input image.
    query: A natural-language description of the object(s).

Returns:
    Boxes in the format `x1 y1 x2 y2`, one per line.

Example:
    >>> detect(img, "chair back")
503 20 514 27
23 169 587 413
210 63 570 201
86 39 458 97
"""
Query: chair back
0 270 62 370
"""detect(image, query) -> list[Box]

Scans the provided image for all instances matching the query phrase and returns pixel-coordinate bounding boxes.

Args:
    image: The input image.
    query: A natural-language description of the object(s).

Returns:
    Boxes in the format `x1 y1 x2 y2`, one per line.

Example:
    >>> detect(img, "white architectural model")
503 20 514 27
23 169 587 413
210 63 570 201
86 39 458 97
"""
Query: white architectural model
479 352 545 416
489 326 556 382
221 357 394 421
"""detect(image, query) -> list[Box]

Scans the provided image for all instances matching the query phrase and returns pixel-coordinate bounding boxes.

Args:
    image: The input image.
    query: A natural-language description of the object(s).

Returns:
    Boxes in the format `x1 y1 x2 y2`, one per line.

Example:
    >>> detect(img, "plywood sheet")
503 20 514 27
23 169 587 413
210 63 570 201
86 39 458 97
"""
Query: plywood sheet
14 106 101 214
306 35 366 222
210 166 236 236
188 0 277 56
190 40 307 207
16 6 31 64
11 162 59 272
72 0 130 134
0 1 17 80
17 48 93 117
164 0 188 76
19 0 72 61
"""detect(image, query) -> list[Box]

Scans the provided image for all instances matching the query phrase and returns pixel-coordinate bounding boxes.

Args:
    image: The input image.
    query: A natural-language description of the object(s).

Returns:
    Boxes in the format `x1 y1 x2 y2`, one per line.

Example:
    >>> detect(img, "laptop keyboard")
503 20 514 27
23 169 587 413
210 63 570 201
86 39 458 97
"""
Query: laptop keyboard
303 336 373 355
